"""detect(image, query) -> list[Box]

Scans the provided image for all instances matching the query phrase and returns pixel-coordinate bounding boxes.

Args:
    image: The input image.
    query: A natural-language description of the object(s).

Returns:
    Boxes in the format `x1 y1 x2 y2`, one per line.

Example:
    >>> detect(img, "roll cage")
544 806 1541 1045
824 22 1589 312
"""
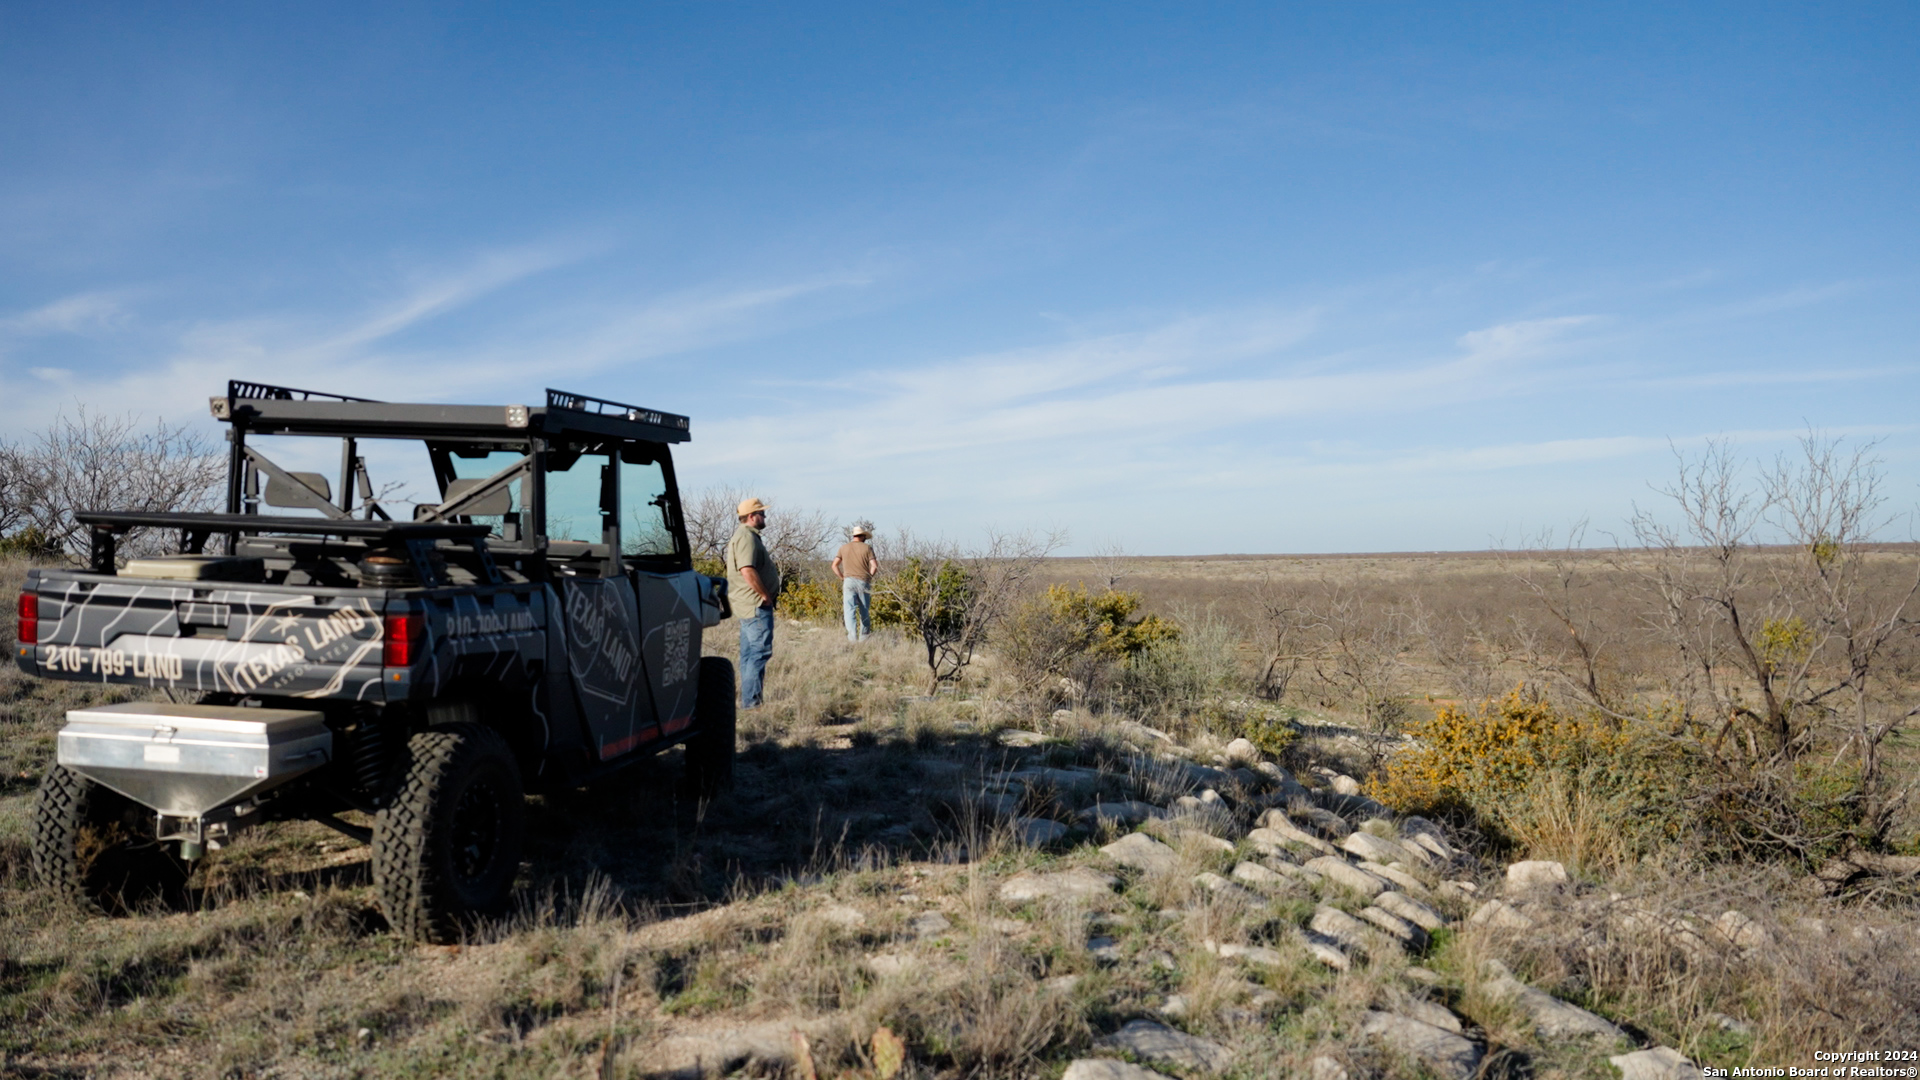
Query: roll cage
82 381 694 584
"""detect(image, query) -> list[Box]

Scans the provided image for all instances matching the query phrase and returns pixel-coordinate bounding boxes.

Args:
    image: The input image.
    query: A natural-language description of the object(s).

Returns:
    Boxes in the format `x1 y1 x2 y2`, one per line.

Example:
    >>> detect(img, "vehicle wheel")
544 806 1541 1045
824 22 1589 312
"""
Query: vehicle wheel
682 657 736 799
372 722 525 943
31 765 191 914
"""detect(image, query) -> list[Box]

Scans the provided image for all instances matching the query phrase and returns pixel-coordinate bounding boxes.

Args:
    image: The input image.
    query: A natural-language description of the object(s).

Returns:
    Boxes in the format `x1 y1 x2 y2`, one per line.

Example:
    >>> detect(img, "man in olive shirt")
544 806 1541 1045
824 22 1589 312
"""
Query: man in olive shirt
832 523 879 642
726 498 781 708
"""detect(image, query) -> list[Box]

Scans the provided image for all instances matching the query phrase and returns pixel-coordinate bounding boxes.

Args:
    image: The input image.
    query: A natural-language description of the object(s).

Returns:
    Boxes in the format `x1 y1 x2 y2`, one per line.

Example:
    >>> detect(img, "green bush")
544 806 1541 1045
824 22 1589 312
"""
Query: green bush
999 585 1177 701
775 577 837 622
871 556 970 633
0 527 59 559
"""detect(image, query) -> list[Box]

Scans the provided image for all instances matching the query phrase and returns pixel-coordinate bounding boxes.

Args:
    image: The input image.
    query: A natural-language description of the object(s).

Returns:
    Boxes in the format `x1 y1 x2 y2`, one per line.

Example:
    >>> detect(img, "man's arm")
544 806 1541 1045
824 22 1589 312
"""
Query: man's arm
831 553 845 579
864 552 878 577
740 566 775 607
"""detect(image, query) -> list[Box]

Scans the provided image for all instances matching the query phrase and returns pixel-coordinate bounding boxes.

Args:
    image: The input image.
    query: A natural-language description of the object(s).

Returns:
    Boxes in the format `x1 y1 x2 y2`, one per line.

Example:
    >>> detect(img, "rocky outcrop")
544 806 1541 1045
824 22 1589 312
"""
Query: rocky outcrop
1093 1020 1233 1073
1480 960 1626 1042
1101 832 1182 875
998 868 1119 903
1359 1011 1481 1080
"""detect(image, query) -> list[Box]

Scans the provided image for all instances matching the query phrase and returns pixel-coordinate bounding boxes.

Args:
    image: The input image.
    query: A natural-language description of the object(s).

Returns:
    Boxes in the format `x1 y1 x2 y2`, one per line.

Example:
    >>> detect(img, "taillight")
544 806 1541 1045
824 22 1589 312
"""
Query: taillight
16 591 36 645
382 612 423 667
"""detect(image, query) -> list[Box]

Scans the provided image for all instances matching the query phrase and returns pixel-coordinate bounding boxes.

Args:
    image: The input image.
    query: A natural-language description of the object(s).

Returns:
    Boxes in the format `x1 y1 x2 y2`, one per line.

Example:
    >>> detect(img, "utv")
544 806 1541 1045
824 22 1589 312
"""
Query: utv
15 381 734 941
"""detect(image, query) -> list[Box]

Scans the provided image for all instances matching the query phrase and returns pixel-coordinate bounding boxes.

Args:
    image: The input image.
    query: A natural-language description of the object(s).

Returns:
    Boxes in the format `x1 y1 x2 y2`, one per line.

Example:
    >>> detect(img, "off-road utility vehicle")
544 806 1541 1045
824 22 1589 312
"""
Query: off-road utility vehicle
15 381 734 941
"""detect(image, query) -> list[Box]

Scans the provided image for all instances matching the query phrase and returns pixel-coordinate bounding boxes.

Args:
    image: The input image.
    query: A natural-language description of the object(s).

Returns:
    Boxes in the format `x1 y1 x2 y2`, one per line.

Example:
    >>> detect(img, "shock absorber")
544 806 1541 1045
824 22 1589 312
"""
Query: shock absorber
353 706 391 808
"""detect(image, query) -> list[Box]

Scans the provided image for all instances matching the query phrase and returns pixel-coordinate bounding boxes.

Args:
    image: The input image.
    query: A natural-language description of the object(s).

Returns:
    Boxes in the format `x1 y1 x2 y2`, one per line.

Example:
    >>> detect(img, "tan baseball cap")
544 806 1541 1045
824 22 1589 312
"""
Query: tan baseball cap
737 497 769 517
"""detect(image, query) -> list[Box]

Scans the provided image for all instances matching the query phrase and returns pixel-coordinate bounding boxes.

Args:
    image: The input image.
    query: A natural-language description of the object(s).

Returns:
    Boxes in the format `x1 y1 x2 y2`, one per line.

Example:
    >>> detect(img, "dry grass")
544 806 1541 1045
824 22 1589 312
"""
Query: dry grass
2 549 1916 1078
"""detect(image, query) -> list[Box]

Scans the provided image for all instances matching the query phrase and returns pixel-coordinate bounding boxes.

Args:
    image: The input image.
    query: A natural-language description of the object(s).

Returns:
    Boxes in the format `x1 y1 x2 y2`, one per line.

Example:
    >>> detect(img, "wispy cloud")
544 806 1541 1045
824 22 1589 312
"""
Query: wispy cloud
313 242 592 353
0 292 128 337
1455 315 1598 359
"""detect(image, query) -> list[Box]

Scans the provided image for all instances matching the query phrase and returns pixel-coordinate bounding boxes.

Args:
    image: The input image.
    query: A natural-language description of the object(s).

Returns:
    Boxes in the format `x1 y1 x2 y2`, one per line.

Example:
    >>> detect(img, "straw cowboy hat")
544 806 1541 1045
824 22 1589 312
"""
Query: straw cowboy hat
848 521 874 538
736 497 769 518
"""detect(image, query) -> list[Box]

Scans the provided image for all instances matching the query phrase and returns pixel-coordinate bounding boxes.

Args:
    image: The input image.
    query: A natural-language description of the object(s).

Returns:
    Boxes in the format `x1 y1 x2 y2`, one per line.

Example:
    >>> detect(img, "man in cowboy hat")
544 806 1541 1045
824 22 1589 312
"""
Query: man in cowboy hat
832 522 880 642
726 497 781 708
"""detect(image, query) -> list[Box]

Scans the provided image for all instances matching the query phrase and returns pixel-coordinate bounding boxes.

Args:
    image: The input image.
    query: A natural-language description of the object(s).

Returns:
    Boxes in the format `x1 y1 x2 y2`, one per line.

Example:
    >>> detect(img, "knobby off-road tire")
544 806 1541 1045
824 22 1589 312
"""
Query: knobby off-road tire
31 765 191 914
682 657 737 799
372 722 526 943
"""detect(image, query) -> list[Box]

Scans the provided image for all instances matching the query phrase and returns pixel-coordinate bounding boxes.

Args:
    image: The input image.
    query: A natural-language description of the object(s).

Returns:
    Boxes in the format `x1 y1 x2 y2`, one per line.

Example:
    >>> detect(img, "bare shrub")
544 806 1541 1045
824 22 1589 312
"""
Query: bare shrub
2 407 223 560
1626 436 1920 862
874 529 1062 694
683 484 835 569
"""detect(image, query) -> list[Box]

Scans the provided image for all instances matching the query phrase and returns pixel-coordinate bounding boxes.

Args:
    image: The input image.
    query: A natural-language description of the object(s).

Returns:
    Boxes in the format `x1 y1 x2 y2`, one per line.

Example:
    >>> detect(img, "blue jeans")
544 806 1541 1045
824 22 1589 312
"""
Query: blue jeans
842 578 872 641
738 605 773 708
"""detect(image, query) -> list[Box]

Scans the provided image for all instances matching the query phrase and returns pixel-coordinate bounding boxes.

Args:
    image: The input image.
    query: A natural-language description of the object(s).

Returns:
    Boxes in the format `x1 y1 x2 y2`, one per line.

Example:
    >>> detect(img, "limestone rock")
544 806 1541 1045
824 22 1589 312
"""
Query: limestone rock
1330 774 1363 795
1078 800 1168 827
1609 1046 1703 1080
1296 928 1351 970
1342 831 1420 866
1088 935 1124 962
1316 791 1393 820
642 1018 841 1079
1393 996 1463 1033
1375 890 1447 931
1360 1011 1481 1080
1248 823 1339 858
1505 860 1569 889
817 903 868 929
1208 940 1288 967
1194 872 1261 902
1063 1059 1179 1080
1230 861 1292 891
1310 905 1379 952
1358 905 1427 949
1401 815 1454 852
908 912 952 938
998 729 1049 747
1009 767 1100 793
1358 860 1431 897
1093 1019 1233 1073
1103 832 1182 875
1115 720 1175 745
998 868 1120 903
1225 737 1261 764
1467 898 1535 931
1014 816 1069 846
1714 910 1772 951
1292 805 1355 840
1482 959 1626 1041
1304 857 1388 898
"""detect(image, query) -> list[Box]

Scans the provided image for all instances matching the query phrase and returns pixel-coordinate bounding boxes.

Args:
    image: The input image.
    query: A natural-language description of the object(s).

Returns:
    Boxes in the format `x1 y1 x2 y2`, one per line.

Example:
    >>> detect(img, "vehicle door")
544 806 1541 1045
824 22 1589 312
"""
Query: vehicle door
544 447 646 760
619 446 702 740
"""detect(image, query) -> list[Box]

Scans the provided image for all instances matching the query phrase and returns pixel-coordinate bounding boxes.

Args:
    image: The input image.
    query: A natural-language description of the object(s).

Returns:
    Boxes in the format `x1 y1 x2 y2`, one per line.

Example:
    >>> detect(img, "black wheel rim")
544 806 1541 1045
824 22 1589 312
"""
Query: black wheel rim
450 778 502 882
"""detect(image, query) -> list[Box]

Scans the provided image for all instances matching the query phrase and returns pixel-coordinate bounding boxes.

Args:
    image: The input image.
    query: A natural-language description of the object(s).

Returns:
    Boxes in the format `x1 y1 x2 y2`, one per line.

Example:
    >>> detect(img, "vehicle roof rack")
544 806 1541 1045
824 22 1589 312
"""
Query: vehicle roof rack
208 381 690 443
229 380 380 403
545 389 690 434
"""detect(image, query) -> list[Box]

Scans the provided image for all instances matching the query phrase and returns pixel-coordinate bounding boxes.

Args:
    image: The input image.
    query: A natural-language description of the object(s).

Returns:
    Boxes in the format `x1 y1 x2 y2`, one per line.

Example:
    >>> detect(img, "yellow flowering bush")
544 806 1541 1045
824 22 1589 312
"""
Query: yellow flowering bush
776 578 839 622
1370 687 1697 864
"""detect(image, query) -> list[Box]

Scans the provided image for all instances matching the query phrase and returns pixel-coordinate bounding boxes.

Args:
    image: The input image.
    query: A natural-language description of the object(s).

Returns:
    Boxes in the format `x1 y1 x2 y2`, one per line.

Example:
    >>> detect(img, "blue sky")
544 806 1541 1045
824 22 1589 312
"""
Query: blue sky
2 2 1915 554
